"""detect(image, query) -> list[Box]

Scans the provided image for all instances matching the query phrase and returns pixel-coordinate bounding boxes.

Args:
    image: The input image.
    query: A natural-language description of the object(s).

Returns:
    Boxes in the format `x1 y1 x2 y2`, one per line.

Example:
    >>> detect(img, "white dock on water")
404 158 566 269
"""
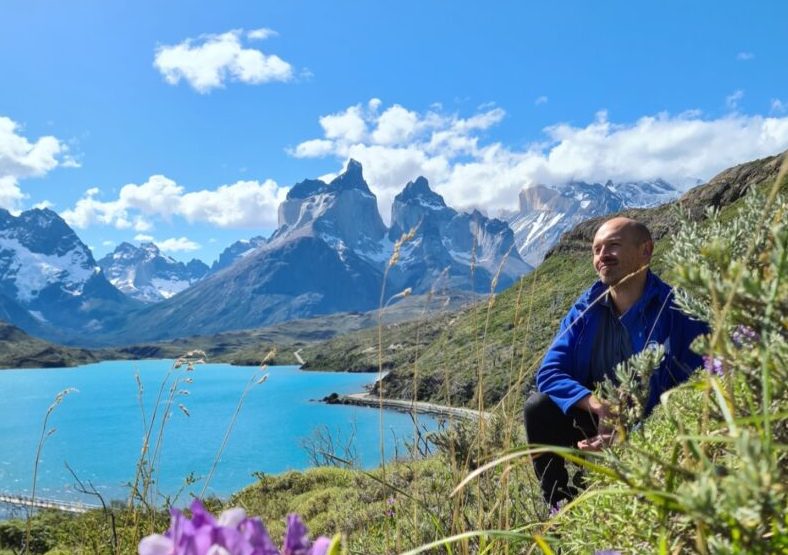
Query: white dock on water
0 493 99 514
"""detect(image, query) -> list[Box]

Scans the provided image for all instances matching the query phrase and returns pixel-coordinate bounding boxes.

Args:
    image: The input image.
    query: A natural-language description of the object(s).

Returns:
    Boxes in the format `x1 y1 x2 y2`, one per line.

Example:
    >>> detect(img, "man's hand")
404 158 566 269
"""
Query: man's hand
575 394 615 451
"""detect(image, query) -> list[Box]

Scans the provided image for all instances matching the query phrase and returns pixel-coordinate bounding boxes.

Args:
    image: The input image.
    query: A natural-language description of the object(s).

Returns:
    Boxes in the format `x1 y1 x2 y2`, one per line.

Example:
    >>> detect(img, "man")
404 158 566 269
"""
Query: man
524 217 707 506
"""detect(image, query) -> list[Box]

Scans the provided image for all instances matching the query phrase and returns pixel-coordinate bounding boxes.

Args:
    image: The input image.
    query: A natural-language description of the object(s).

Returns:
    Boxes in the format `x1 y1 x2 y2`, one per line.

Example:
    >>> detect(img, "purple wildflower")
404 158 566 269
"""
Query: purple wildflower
283 513 311 554
548 498 567 517
138 499 330 555
703 355 725 377
731 325 760 348
384 496 396 517
594 551 622 555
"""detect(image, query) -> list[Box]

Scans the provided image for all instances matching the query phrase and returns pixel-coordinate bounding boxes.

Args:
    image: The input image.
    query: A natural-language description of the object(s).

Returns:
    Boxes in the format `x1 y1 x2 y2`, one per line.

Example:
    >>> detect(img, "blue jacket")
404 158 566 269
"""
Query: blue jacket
536 271 708 414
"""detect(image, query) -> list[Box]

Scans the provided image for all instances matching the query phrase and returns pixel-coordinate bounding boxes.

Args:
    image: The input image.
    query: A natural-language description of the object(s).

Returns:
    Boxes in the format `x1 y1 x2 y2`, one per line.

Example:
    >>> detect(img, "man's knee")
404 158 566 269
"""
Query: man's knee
524 392 561 438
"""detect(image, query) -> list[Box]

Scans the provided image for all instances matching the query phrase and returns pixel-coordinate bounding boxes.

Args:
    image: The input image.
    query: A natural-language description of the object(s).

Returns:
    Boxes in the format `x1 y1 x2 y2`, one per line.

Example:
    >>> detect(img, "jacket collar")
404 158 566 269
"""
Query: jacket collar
583 269 668 313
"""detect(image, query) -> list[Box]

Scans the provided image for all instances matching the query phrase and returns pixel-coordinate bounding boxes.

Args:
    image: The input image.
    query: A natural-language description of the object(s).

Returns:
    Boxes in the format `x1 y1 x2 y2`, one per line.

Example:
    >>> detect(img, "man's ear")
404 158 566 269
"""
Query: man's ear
642 240 654 259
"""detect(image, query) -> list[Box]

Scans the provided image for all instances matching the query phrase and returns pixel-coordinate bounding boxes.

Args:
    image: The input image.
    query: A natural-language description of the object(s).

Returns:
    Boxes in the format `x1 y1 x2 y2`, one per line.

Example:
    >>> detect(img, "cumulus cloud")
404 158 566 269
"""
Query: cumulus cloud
736 51 755 61
291 99 788 220
131 233 199 252
772 99 786 114
0 116 74 211
319 104 368 142
63 175 289 231
156 237 201 252
154 28 293 93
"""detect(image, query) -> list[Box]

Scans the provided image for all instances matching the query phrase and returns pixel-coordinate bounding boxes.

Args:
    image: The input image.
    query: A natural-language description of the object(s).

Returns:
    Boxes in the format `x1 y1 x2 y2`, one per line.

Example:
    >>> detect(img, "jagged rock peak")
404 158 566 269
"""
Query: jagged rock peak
285 160 373 202
397 176 446 208
328 159 372 194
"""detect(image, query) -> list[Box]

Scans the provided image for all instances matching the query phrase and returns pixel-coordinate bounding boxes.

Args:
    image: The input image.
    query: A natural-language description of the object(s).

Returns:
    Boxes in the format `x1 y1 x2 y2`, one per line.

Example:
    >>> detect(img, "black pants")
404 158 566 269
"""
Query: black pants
523 392 598 506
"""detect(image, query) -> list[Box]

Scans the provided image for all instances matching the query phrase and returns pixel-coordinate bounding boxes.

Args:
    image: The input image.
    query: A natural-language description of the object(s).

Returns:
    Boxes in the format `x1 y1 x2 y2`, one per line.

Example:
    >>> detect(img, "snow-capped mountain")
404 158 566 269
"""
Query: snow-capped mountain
604 178 680 208
98 242 209 303
507 180 680 266
111 161 531 343
0 208 136 341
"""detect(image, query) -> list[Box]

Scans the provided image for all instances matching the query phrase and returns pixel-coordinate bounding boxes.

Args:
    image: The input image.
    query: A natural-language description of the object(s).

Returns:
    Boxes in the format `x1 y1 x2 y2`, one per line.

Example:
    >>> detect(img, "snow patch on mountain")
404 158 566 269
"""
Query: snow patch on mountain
0 237 99 301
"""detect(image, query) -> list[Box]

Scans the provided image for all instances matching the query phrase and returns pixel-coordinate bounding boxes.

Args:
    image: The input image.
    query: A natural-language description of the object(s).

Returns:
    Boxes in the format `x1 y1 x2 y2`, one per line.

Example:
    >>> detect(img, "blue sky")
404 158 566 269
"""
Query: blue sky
1 0 787 263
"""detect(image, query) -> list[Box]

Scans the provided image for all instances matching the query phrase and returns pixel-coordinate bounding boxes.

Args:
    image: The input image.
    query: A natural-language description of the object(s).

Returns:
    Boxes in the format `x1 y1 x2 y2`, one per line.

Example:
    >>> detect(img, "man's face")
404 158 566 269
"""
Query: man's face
592 221 651 285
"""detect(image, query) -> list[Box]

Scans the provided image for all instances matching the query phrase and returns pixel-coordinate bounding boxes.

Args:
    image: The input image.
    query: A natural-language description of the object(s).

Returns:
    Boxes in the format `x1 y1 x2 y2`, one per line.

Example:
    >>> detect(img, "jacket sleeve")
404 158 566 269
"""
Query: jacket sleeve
536 307 591 414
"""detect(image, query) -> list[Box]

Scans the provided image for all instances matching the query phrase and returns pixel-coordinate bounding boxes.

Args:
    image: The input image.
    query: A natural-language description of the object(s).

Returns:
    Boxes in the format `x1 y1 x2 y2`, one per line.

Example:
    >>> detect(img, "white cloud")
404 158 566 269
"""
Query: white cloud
154 29 293 93
102 240 115 247
736 51 755 61
130 234 199 252
33 200 54 210
291 138 334 158
319 105 368 142
0 176 26 213
726 90 744 110
247 27 277 41
63 176 289 231
0 116 74 211
371 105 420 145
772 99 786 114
292 99 788 220
535 96 549 105
178 179 288 227
157 237 201 252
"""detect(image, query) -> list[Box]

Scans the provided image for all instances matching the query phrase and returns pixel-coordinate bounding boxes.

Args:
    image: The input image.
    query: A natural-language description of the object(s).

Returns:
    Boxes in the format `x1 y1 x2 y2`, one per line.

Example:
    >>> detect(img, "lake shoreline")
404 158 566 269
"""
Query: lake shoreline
322 392 489 420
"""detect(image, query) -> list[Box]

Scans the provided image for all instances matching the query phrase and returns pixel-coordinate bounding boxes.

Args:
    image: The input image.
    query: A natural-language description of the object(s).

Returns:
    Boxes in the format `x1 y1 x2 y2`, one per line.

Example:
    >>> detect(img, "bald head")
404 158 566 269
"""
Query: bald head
592 217 653 285
594 217 652 246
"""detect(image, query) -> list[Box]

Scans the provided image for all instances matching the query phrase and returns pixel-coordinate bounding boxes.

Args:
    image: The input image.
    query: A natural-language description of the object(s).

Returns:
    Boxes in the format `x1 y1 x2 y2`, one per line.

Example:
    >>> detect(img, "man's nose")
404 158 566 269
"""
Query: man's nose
598 246 615 259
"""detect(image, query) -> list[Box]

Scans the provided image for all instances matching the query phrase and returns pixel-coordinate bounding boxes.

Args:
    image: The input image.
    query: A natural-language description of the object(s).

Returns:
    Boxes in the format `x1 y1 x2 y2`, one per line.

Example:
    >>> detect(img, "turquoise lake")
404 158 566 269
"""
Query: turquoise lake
0 360 437 507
